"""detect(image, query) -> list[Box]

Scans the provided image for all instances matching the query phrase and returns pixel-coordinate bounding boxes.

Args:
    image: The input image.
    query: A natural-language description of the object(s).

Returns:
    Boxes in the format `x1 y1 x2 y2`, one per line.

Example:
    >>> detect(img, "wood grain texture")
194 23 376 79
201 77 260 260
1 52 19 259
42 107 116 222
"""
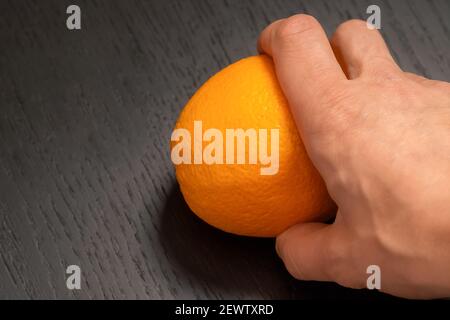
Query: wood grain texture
0 0 448 299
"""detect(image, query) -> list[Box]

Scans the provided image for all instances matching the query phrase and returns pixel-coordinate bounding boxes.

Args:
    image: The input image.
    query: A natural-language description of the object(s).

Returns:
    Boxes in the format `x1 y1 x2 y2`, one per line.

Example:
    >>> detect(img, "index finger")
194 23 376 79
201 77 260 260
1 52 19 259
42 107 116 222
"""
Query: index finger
258 15 347 125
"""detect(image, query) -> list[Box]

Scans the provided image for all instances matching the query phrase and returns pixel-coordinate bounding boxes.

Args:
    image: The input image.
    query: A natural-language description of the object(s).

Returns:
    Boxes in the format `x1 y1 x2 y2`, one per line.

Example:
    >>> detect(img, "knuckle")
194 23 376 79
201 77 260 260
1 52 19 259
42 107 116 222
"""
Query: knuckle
274 14 320 45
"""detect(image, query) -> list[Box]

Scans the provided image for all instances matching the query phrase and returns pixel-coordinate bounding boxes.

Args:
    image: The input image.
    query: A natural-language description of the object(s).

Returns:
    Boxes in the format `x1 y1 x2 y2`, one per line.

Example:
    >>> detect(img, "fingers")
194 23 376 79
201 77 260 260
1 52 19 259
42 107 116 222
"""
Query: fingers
276 222 343 282
331 19 401 79
258 14 347 126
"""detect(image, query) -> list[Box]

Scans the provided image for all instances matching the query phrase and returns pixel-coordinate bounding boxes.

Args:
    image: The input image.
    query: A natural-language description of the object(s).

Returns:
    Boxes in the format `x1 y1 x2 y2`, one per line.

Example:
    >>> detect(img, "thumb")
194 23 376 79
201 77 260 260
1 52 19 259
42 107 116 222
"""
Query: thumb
276 222 345 282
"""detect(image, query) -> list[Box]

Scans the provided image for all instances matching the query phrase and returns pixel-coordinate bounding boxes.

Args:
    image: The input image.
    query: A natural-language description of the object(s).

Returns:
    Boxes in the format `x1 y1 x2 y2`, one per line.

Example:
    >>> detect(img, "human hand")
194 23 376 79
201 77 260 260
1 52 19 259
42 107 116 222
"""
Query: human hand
258 14 450 299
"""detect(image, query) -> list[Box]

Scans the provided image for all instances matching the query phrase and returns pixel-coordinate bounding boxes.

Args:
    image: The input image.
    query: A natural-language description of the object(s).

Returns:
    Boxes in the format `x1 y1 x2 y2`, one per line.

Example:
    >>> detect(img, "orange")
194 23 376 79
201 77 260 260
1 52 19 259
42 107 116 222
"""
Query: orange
171 55 335 237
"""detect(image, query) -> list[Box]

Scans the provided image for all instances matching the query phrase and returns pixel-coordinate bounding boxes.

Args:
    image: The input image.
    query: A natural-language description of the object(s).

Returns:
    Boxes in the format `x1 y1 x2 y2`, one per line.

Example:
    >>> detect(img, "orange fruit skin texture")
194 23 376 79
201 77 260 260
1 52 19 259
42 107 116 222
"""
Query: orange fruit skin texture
172 55 335 237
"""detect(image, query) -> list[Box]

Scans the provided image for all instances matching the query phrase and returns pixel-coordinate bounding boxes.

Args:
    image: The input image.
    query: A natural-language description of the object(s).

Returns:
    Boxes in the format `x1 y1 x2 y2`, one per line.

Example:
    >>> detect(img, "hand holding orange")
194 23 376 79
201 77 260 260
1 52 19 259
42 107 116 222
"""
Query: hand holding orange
171 55 335 237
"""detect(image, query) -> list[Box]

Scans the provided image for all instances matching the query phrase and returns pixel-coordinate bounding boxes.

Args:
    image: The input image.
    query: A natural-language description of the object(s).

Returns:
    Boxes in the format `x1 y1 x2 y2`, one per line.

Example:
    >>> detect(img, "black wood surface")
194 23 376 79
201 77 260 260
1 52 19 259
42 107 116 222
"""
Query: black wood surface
0 0 448 299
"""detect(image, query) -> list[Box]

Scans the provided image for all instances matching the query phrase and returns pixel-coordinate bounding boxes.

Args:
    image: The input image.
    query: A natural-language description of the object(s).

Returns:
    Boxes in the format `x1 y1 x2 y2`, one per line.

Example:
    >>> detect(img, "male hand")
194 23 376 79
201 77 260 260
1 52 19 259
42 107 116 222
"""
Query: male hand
258 14 450 299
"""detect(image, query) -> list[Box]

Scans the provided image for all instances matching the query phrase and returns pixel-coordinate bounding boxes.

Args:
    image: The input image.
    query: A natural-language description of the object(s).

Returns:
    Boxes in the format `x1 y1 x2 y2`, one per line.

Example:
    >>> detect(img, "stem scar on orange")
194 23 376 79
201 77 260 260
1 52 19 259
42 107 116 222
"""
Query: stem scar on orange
171 55 335 237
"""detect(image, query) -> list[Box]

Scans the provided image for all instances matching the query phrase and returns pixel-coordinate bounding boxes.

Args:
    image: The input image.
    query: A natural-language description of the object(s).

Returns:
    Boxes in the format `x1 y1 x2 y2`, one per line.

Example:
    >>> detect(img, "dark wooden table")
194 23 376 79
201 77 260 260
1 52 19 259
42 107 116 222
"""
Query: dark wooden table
0 0 448 299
